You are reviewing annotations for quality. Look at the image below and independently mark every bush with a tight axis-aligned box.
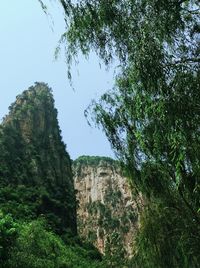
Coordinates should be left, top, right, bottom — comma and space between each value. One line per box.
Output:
6, 219, 104, 268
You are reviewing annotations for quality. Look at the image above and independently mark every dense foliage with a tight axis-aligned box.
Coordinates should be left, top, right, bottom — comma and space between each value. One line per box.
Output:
46, 0, 200, 266
73, 155, 118, 166
0, 212, 104, 268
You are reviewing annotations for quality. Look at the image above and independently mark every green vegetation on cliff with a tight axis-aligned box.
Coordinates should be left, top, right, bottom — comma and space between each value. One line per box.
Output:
73, 155, 117, 167
0, 84, 106, 267
0, 83, 76, 235
74, 157, 138, 266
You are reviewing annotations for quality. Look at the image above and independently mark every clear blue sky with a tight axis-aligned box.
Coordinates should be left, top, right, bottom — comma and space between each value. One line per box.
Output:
0, 0, 115, 159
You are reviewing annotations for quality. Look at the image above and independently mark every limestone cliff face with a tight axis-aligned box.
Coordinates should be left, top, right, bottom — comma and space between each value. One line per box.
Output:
73, 156, 141, 257
0, 83, 76, 235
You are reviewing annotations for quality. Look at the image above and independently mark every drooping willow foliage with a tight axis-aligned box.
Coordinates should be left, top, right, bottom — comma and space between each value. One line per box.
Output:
41, 0, 200, 266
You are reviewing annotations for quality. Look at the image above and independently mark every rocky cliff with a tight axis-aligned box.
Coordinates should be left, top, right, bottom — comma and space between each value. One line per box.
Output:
0, 83, 77, 235
73, 156, 141, 257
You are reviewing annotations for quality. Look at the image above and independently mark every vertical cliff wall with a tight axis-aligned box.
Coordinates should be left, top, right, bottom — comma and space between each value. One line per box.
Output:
73, 156, 141, 257
0, 83, 76, 235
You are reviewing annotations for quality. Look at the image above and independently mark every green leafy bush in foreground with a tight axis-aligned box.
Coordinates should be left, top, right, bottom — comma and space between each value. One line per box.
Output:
0, 213, 104, 268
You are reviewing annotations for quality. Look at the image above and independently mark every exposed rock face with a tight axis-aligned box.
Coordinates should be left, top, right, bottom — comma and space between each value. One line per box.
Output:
73, 156, 141, 257
0, 83, 77, 235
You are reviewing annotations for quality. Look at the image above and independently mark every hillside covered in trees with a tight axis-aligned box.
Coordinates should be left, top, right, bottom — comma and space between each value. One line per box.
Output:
0, 84, 105, 268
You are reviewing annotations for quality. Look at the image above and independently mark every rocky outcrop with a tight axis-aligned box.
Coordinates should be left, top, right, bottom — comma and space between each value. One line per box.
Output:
73, 156, 141, 257
0, 83, 77, 235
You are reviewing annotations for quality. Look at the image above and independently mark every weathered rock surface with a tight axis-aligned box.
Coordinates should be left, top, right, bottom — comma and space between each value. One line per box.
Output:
73, 156, 141, 257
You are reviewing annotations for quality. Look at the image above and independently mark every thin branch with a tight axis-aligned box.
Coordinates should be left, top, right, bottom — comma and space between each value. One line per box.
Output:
175, 58, 200, 64
166, 58, 200, 67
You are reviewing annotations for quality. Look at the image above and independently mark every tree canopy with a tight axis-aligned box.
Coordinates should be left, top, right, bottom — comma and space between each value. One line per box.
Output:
44, 0, 200, 266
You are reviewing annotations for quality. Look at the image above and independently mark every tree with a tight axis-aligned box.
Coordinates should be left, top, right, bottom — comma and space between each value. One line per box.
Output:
44, 0, 200, 266
0, 217, 104, 268
0, 211, 18, 266
52, 0, 199, 200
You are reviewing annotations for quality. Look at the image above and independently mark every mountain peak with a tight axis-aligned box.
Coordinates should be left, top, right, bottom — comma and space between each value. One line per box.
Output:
3, 83, 60, 144
0, 83, 77, 235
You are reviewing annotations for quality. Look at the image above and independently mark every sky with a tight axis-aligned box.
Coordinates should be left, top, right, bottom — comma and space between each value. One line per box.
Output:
0, 0, 115, 160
